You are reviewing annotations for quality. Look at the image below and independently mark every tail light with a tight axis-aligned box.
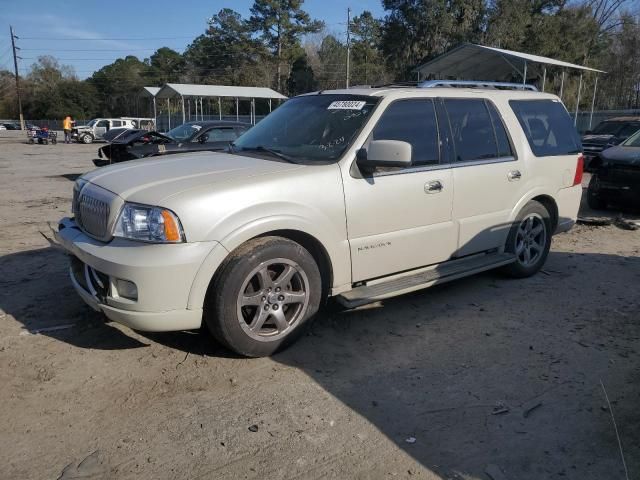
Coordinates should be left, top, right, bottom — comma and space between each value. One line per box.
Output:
573, 154, 584, 186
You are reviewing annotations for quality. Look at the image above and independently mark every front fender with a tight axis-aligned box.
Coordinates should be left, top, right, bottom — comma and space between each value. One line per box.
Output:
187, 214, 351, 310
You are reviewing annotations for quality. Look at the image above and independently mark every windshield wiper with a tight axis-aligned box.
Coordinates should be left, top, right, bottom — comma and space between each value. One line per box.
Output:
236, 145, 298, 163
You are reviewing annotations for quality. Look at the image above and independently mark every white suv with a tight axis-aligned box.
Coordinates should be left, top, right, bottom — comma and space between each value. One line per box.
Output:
56, 81, 584, 356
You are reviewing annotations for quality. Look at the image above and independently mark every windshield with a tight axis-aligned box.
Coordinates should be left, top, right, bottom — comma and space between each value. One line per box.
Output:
591, 121, 624, 135
622, 129, 640, 146
166, 123, 202, 142
232, 94, 380, 161
87, 119, 98, 127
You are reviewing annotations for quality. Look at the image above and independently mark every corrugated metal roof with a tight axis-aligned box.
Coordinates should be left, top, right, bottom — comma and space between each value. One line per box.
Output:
415, 43, 605, 79
155, 83, 287, 100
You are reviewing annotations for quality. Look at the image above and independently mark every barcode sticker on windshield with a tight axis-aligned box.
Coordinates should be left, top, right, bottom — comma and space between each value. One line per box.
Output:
327, 101, 367, 110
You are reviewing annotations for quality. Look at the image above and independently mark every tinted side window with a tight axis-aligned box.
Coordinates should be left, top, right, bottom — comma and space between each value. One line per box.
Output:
509, 100, 581, 156
206, 127, 237, 142
371, 99, 439, 166
112, 120, 122, 127
617, 123, 640, 138
96, 120, 109, 128
486, 101, 513, 157
444, 99, 497, 162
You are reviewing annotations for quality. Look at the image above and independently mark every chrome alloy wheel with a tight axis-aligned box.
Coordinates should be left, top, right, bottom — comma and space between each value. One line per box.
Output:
236, 258, 310, 341
515, 213, 547, 267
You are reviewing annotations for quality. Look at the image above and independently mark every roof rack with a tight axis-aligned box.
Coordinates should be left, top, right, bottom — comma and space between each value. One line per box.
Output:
419, 80, 538, 91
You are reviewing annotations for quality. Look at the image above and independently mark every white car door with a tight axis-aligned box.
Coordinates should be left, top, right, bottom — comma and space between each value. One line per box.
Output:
343, 98, 457, 282
442, 98, 527, 257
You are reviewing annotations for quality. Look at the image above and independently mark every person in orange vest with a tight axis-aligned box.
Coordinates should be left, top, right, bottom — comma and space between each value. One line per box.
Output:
63, 115, 74, 144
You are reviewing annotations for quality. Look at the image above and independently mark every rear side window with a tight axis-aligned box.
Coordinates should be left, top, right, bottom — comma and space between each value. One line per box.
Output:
510, 100, 581, 156
371, 99, 439, 166
443, 99, 506, 162
486, 102, 513, 158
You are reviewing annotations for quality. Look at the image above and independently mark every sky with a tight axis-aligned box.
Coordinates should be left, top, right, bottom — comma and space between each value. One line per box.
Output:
0, 0, 385, 79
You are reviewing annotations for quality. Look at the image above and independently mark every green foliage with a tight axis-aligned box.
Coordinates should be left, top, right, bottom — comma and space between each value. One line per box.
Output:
350, 11, 390, 85
184, 8, 271, 86
249, 0, 324, 91
381, 0, 486, 80
287, 53, 316, 95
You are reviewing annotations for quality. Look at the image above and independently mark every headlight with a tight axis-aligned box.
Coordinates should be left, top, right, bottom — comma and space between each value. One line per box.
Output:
113, 203, 184, 243
72, 178, 88, 216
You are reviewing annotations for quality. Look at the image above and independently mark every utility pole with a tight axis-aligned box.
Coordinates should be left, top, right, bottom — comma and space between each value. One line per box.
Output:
346, 8, 351, 89
10, 26, 24, 131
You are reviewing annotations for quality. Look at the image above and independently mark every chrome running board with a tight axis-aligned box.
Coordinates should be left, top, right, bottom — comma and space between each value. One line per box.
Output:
337, 252, 516, 309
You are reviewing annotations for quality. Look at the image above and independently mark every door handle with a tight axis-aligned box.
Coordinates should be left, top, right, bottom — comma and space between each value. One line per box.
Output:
507, 170, 522, 181
425, 180, 443, 194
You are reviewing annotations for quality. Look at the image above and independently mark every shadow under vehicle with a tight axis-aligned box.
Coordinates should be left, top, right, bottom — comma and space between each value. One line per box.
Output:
587, 129, 640, 210
92, 121, 250, 167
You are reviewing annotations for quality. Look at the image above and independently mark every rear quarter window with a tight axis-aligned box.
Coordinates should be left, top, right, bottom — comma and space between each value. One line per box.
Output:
509, 100, 582, 157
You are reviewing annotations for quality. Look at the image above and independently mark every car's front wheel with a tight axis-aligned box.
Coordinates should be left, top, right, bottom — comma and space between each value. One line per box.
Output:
204, 237, 322, 357
502, 201, 552, 278
80, 134, 93, 144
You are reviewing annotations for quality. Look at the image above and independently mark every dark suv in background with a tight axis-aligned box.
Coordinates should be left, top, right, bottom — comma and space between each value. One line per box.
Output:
582, 117, 640, 170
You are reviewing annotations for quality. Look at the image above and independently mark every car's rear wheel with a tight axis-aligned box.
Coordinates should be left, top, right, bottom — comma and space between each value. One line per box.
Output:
587, 174, 607, 210
502, 201, 552, 278
204, 236, 322, 357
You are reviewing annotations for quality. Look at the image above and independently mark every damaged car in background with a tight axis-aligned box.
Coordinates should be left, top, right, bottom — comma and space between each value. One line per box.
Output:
581, 116, 640, 171
93, 121, 250, 167
587, 128, 640, 210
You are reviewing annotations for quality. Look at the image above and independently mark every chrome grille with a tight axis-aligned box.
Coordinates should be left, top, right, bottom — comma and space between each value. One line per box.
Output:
77, 193, 110, 238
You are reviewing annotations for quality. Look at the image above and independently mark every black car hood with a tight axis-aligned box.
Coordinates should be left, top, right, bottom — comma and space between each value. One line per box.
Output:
600, 145, 640, 167
108, 129, 174, 145
582, 134, 614, 145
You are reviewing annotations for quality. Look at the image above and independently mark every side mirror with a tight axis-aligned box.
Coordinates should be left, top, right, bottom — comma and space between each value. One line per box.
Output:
198, 134, 209, 144
356, 140, 412, 172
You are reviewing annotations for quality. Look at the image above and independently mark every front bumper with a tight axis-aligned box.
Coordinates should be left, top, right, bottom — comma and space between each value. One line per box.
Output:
55, 217, 220, 332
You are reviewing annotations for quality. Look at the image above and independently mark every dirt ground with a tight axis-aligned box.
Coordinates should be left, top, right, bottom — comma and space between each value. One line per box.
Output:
1, 130, 639, 480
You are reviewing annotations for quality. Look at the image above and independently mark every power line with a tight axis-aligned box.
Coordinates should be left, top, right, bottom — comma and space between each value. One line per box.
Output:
19, 36, 197, 41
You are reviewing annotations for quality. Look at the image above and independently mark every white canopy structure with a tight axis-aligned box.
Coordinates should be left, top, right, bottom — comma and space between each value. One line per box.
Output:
153, 83, 287, 129
140, 87, 161, 125
415, 43, 605, 127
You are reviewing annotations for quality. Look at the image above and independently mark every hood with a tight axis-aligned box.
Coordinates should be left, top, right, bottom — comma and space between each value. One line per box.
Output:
108, 129, 173, 145
82, 151, 303, 204
581, 134, 614, 145
600, 145, 640, 167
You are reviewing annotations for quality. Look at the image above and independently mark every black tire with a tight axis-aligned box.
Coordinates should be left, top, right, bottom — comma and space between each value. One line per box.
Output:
587, 175, 607, 210
204, 236, 322, 357
501, 200, 552, 278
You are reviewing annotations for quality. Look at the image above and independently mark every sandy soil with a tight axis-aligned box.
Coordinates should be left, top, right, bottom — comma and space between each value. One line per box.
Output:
0, 130, 639, 480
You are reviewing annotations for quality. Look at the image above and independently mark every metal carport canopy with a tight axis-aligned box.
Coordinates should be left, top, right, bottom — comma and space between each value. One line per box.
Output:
414, 43, 605, 80
141, 86, 161, 98
155, 83, 287, 126
155, 84, 287, 100
415, 43, 605, 128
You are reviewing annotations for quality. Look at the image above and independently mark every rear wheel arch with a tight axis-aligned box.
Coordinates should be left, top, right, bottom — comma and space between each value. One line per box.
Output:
531, 195, 558, 232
